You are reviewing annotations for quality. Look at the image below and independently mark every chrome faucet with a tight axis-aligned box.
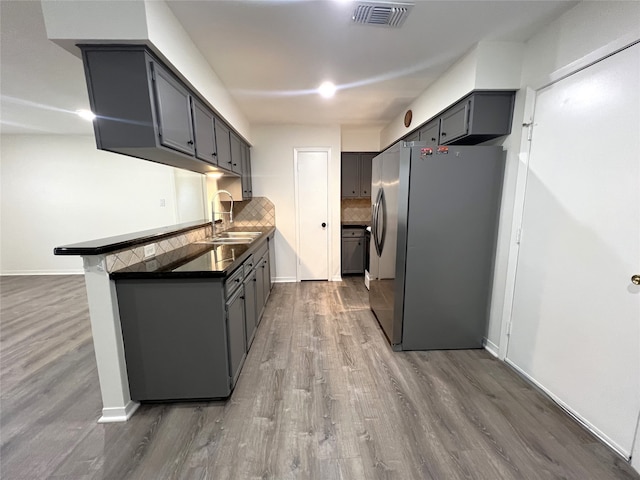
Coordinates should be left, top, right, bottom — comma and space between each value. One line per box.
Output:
212, 190, 234, 231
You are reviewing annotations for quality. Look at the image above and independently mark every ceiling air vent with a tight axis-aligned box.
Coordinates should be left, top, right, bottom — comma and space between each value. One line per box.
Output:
352, 1, 414, 28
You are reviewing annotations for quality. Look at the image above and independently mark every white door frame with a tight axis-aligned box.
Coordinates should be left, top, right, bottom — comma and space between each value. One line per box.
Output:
293, 147, 332, 282
497, 37, 640, 360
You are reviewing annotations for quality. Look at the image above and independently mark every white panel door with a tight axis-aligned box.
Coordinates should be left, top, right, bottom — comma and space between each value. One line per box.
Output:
296, 150, 329, 280
507, 44, 640, 456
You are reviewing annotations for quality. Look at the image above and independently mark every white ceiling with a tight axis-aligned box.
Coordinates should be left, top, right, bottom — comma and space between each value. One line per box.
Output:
0, 0, 576, 135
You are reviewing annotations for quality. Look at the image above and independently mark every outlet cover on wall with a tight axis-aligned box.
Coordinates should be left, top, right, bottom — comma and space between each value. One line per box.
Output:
144, 244, 156, 259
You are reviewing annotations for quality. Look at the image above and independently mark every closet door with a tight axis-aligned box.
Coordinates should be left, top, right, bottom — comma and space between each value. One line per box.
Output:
507, 44, 640, 457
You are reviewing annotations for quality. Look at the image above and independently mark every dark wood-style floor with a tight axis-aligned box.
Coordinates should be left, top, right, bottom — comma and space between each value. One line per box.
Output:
1, 275, 638, 480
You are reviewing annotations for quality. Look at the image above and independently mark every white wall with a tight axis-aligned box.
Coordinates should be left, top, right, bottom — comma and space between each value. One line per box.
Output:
250, 125, 341, 282
341, 126, 382, 152
0, 135, 205, 275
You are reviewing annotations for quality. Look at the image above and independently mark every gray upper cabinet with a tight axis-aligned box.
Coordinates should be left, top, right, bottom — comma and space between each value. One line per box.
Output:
402, 91, 515, 147
192, 99, 217, 165
241, 143, 253, 200
341, 153, 360, 198
152, 63, 195, 156
439, 92, 515, 145
359, 153, 374, 197
418, 120, 440, 146
342, 152, 376, 198
80, 44, 252, 177
214, 117, 232, 169
229, 132, 243, 175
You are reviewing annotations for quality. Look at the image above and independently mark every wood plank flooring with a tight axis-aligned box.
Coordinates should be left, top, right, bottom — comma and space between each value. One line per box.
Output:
1, 275, 638, 480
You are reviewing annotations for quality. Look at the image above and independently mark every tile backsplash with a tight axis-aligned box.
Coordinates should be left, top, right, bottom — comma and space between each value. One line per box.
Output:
341, 198, 371, 224
105, 225, 212, 273
221, 196, 275, 228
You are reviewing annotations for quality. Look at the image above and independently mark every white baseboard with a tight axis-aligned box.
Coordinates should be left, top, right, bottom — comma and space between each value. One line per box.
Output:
332, 275, 342, 282
0, 270, 84, 276
504, 358, 631, 460
98, 401, 140, 423
483, 339, 499, 358
274, 276, 296, 283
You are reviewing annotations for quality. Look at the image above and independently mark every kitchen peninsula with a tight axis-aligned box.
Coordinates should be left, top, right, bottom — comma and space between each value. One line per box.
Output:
54, 220, 275, 422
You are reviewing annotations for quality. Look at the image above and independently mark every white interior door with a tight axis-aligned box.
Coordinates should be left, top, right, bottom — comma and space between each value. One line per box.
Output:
295, 149, 329, 280
507, 43, 640, 457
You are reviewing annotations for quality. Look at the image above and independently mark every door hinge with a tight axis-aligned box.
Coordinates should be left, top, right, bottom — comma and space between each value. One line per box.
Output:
515, 227, 522, 245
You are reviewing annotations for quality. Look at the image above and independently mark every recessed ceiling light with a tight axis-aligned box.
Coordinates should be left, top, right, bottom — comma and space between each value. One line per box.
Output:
76, 109, 96, 121
318, 81, 336, 98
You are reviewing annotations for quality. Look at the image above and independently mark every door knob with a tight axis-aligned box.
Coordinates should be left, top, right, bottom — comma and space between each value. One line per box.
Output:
321, 222, 327, 228
632, 275, 640, 285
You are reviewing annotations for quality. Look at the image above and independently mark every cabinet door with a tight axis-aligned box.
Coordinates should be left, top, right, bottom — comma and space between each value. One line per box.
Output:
341, 153, 360, 198
419, 120, 440, 146
151, 63, 195, 155
192, 99, 217, 164
254, 261, 265, 323
405, 131, 419, 143
439, 99, 470, 144
243, 272, 257, 349
230, 132, 243, 175
262, 253, 271, 304
341, 237, 364, 274
241, 143, 253, 200
359, 153, 375, 197
226, 288, 247, 388
214, 117, 232, 171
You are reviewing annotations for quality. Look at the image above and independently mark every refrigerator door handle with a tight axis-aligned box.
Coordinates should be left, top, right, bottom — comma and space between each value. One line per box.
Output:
373, 189, 383, 256
378, 187, 387, 254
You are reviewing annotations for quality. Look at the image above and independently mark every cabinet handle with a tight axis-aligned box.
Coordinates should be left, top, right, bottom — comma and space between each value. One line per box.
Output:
431, 137, 436, 142
187, 140, 194, 145
228, 161, 232, 164
241, 295, 245, 300
233, 163, 237, 166
441, 132, 447, 137
212, 152, 217, 156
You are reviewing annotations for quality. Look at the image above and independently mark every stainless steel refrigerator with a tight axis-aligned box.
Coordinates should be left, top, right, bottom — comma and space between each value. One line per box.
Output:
369, 142, 505, 351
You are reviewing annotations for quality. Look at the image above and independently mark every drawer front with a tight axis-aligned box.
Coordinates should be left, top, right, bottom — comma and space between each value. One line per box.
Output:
254, 243, 268, 263
243, 254, 255, 278
342, 227, 365, 238
225, 266, 244, 298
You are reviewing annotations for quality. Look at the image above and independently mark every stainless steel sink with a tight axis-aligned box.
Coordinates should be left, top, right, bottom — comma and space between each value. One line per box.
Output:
217, 232, 262, 238
195, 231, 262, 246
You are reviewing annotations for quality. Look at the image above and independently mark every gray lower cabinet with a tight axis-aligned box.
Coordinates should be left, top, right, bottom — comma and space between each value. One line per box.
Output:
342, 228, 365, 275
115, 239, 273, 402
243, 269, 258, 349
116, 278, 233, 401
226, 284, 247, 388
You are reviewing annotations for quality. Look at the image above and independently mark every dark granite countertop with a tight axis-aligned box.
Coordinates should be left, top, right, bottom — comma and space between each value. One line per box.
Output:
54, 220, 211, 256
109, 226, 275, 279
